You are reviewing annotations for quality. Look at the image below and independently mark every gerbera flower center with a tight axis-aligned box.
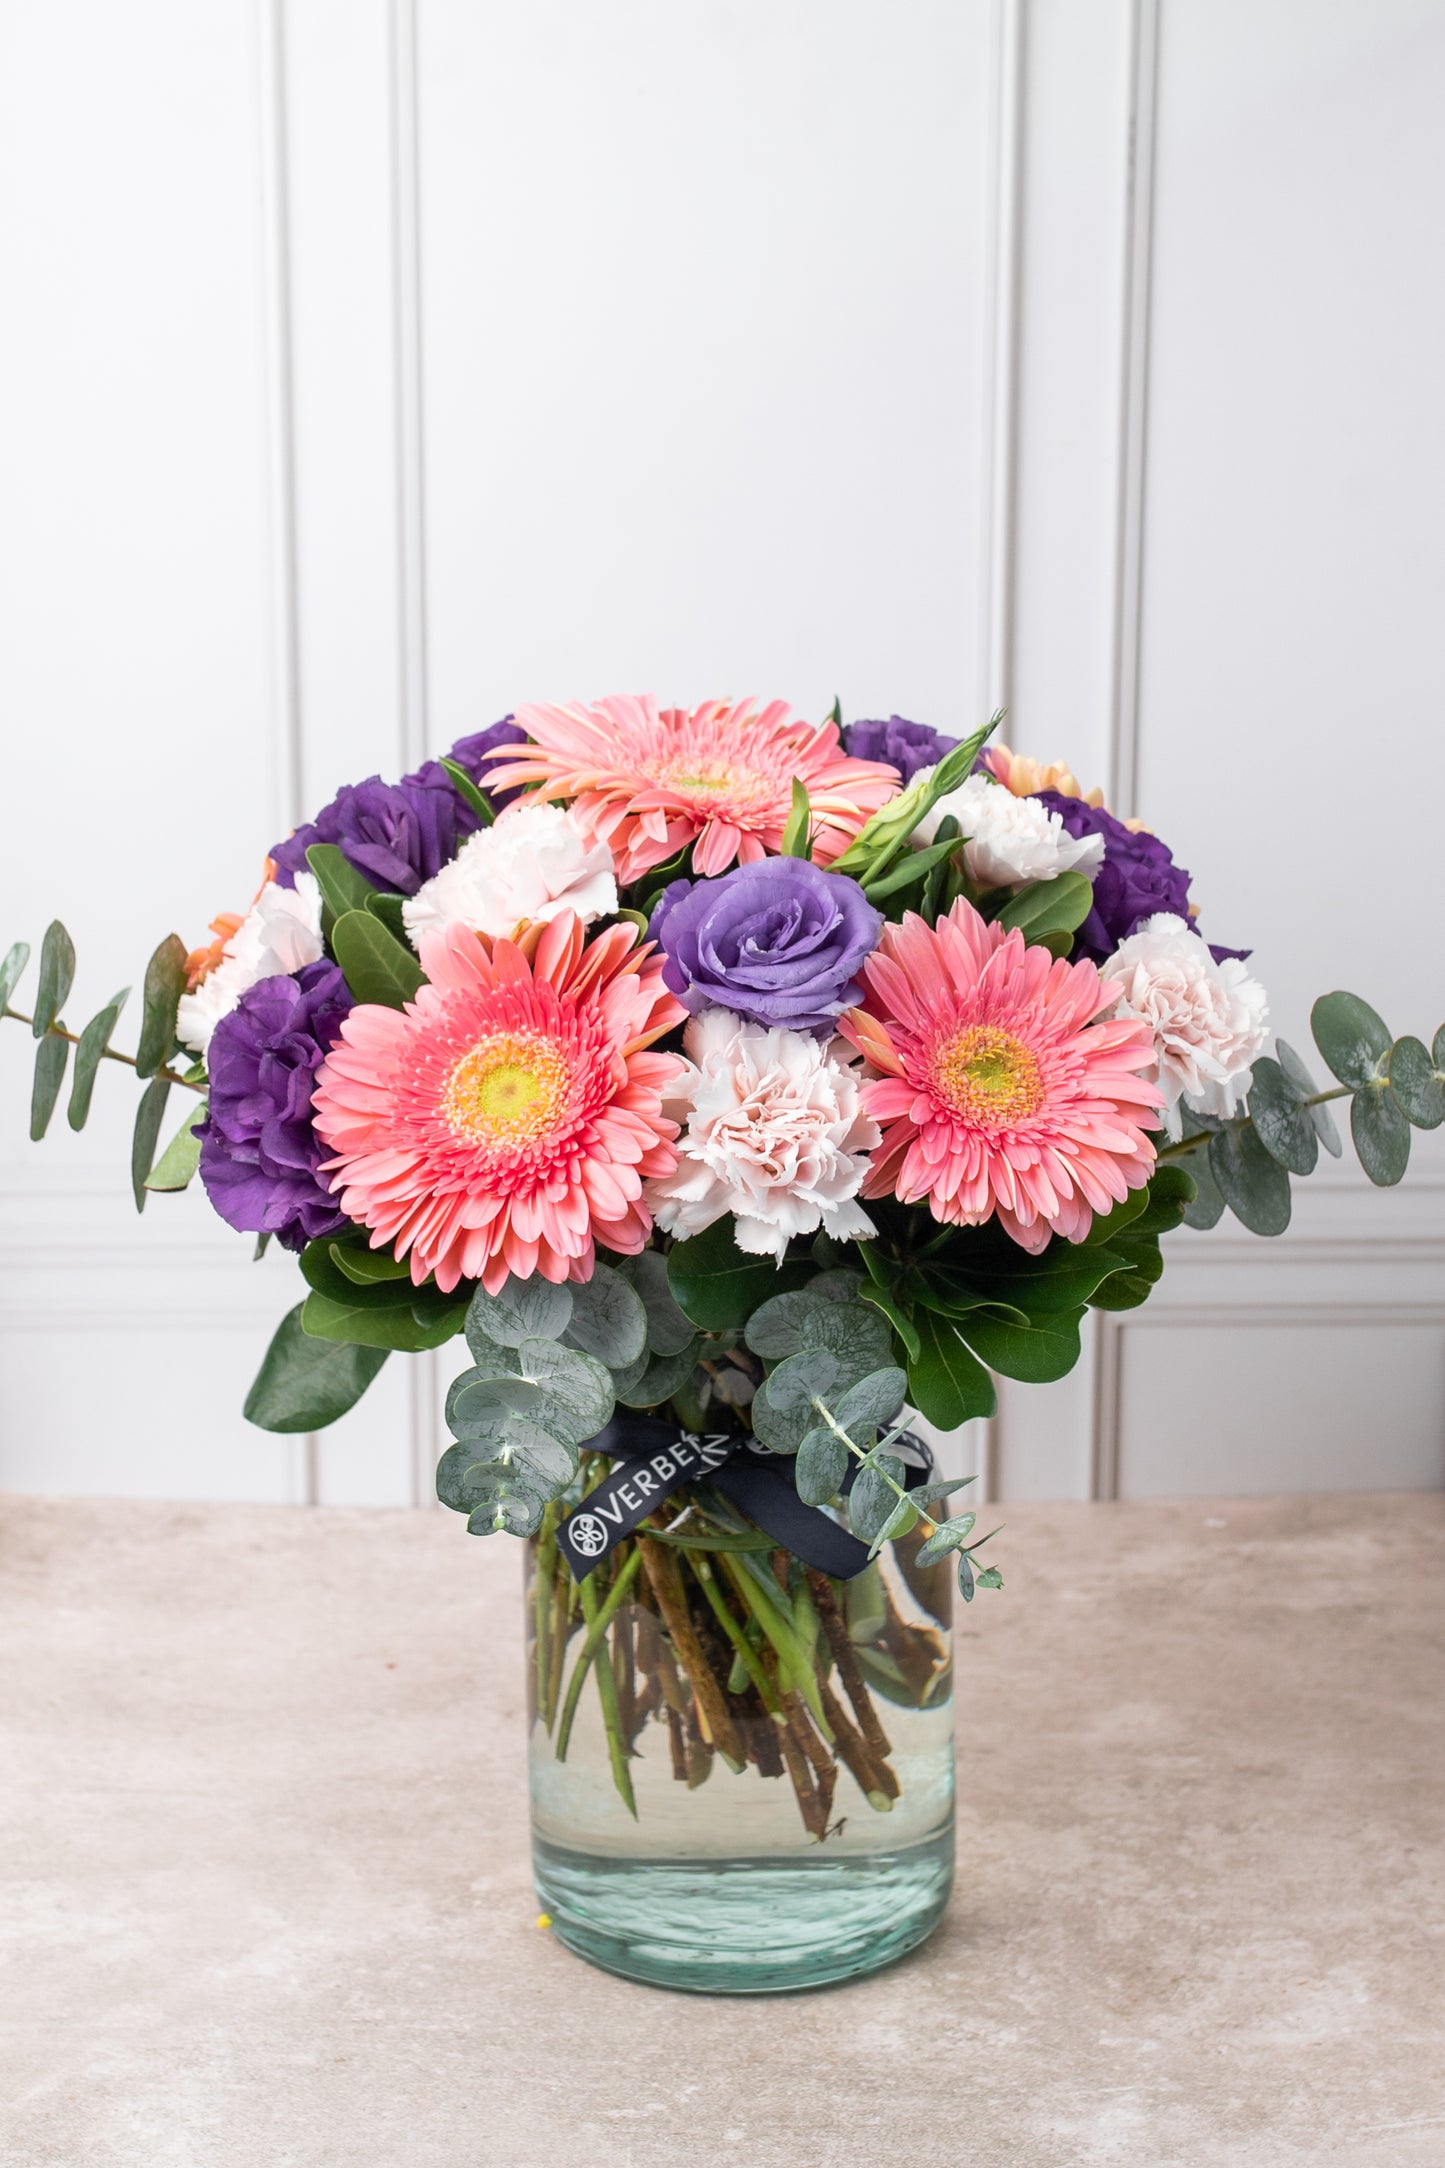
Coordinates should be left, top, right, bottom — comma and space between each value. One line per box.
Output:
645, 754, 778, 814
929, 1024, 1045, 1127
443, 1030, 569, 1145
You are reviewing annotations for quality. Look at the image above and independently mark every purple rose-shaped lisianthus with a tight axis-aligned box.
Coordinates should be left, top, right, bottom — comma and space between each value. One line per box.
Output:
650, 858, 883, 1037
197, 960, 353, 1252
841, 715, 959, 785
270, 720, 526, 894
1034, 792, 1195, 964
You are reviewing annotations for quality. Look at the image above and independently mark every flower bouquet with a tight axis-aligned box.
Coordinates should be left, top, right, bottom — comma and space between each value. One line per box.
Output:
6, 695, 1441, 1992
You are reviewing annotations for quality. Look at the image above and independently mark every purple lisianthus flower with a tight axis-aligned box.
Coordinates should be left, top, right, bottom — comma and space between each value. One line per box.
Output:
1034, 792, 1196, 964
650, 857, 883, 1036
271, 719, 527, 894
842, 714, 959, 785
198, 960, 353, 1252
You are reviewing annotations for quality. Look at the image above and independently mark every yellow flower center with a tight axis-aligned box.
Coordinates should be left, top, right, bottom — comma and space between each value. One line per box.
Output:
645, 754, 777, 813
930, 1024, 1045, 1127
444, 1031, 568, 1145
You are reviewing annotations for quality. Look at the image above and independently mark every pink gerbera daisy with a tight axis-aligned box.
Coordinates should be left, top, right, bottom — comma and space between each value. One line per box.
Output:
481, 694, 900, 883
838, 899, 1163, 1252
310, 913, 687, 1294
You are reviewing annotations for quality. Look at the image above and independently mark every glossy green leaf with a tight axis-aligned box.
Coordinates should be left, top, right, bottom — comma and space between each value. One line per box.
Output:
301, 1289, 467, 1351
957, 1305, 1083, 1383
861, 833, 962, 904
666, 1214, 810, 1330
330, 909, 424, 1008
563, 1261, 648, 1368
130, 1075, 171, 1210
622, 1250, 696, 1357
134, 933, 187, 1078
1275, 1036, 1342, 1157
440, 756, 495, 826
300, 1239, 424, 1309
994, 869, 1095, 945
1311, 990, 1391, 1091
32, 921, 76, 1039
1126, 1163, 1198, 1237
29, 1031, 68, 1140
244, 1303, 389, 1431
857, 1281, 922, 1362
779, 777, 811, 858
907, 1311, 996, 1430
1078, 1184, 1153, 1246
1387, 1036, 1445, 1130
1087, 1239, 1164, 1311
831, 714, 1000, 879
1, 939, 32, 1013
67, 987, 129, 1130
1351, 1085, 1411, 1186
1245, 1056, 1319, 1176
363, 891, 409, 944
328, 1239, 411, 1284
1209, 1122, 1291, 1236
305, 842, 376, 919
144, 1100, 207, 1190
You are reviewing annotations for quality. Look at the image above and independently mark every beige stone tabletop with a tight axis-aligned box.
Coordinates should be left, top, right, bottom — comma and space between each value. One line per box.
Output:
2, 1491, 1442, 2168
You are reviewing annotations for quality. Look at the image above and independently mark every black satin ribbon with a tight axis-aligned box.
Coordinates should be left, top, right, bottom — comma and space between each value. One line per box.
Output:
556, 1413, 935, 1584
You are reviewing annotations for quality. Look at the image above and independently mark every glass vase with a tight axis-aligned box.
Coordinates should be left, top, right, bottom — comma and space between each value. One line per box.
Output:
526, 1488, 955, 1994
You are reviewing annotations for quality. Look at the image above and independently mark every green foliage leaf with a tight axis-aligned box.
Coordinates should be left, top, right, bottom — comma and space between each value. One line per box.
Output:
447, 1366, 544, 1429
1087, 1240, 1164, 1311
957, 1551, 976, 1602
0, 939, 31, 1012
563, 1261, 647, 1367
666, 1215, 811, 1330
779, 777, 811, 859
440, 756, 495, 826
798, 1300, 893, 1371
31, 920, 76, 1039
1177, 1137, 1226, 1228
795, 1426, 850, 1505
622, 1250, 696, 1356
436, 1424, 576, 1518
300, 1238, 424, 1309
301, 1289, 467, 1350
857, 1280, 922, 1361
751, 1348, 845, 1450
330, 909, 424, 1008
244, 1303, 389, 1431
1311, 990, 1391, 1091
305, 842, 376, 919
363, 891, 409, 944
329, 1239, 411, 1285
1127, 1163, 1197, 1236
134, 933, 188, 1078
907, 1310, 996, 1429
30, 1030, 68, 1140
1275, 1036, 1342, 1157
1387, 1037, 1445, 1131
994, 869, 1095, 945
958, 1305, 1083, 1382
467, 1275, 574, 1353
830, 1367, 908, 1441
974, 1564, 1003, 1591
831, 714, 999, 878
1209, 1122, 1292, 1236
1351, 1085, 1411, 1187
861, 833, 962, 904
914, 1512, 977, 1568
130, 1075, 172, 1209
850, 1452, 911, 1546
454, 1336, 614, 1445
144, 1100, 207, 1190
744, 1287, 833, 1360
614, 1338, 701, 1408
67, 988, 129, 1130
1246, 1056, 1318, 1175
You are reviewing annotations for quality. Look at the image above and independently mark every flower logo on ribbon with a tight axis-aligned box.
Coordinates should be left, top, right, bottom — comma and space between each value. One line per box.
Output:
568, 1514, 608, 1559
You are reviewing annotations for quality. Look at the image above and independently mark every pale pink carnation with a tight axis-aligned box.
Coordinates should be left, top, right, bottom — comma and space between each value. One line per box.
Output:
1106, 913, 1269, 1137
647, 1009, 880, 1262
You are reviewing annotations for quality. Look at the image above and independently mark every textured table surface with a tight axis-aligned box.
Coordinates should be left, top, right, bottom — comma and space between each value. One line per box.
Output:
3, 1491, 1442, 2168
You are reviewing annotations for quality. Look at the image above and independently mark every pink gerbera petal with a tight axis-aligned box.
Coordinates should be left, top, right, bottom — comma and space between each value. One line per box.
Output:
311, 912, 687, 1293
480, 693, 901, 882
837, 898, 1164, 1250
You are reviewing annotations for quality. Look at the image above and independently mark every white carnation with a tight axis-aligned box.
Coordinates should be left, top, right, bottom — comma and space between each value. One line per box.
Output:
402, 802, 617, 948
177, 873, 325, 1056
913, 772, 1105, 889
1106, 912, 1270, 1137
647, 1009, 880, 1263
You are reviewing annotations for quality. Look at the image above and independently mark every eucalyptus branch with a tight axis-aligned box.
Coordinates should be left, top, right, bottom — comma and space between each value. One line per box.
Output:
2, 1007, 206, 1095
809, 1398, 939, 1537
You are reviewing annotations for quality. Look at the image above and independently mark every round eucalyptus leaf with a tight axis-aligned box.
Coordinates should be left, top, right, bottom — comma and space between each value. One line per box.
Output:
624, 1250, 696, 1356
849, 1452, 909, 1545
760, 1346, 842, 1411
563, 1262, 648, 1367
915, 1512, 977, 1569
795, 1426, 849, 1506
744, 1288, 833, 1360
804, 1269, 865, 1304
1209, 1123, 1292, 1237
466, 1275, 574, 1355
1434, 1024, 1445, 1071
447, 1370, 543, 1433
606, 1348, 652, 1397
1276, 1035, 1343, 1158
831, 1366, 908, 1443
1386, 1036, 1445, 1130
614, 1338, 702, 1409
1245, 1056, 1318, 1176
1311, 991, 1391, 1091
799, 1301, 893, 1370
512, 1337, 615, 1446
1351, 1084, 1411, 1186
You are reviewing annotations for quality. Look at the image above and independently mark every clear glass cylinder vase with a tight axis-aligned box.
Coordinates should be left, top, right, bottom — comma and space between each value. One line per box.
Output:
527, 1503, 954, 1993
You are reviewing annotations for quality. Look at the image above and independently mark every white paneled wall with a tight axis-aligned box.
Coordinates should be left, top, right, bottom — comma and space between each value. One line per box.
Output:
1, 1, 1442, 1508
